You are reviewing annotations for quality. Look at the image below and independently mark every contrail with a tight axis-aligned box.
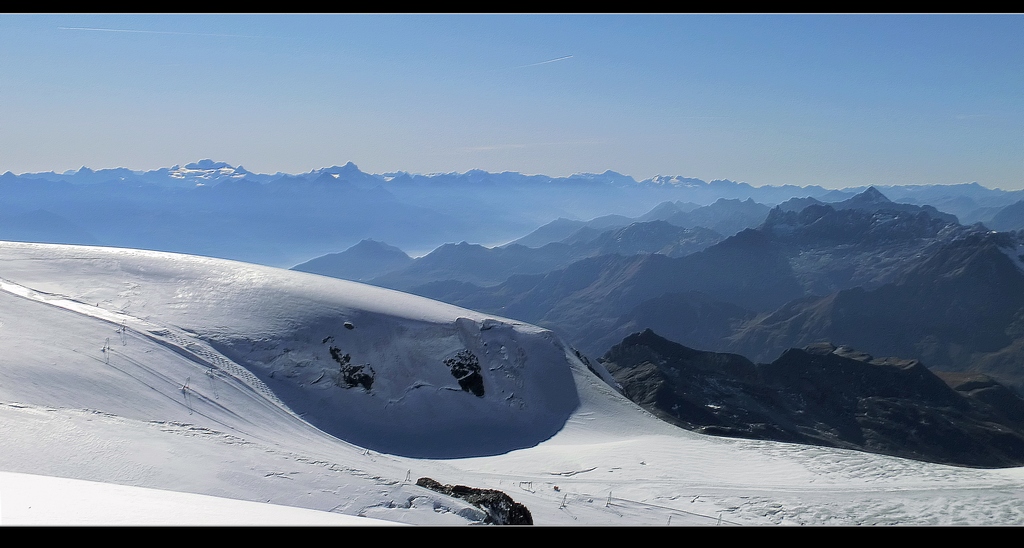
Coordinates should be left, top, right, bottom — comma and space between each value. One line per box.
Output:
58, 27, 259, 39
509, 55, 573, 70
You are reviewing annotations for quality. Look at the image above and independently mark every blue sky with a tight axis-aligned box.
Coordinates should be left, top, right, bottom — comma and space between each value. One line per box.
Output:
1, 14, 1021, 189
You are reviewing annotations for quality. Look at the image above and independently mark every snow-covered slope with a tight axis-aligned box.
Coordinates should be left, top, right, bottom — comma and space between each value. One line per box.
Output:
2, 241, 1024, 525
0, 242, 579, 458
0, 471, 392, 526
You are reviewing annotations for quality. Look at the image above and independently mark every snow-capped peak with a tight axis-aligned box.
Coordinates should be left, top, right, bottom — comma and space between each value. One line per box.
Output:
169, 160, 247, 181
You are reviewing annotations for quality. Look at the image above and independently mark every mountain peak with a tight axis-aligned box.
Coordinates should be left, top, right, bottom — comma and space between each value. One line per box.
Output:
185, 159, 234, 170
643, 175, 707, 188
851, 186, 892, 204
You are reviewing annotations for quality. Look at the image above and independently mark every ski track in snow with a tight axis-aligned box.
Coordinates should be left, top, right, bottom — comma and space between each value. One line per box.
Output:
0, 275, 291, 414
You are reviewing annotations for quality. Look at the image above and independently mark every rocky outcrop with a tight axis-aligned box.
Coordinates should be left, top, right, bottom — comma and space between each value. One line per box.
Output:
329, 346, 374, 390
444, 350, 485, 397
602, 329, 1024, 468
416, 478, 532, 525
730, 229, 1024, 388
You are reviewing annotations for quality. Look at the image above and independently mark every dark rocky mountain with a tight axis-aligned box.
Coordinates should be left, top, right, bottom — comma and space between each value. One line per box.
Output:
359, 221, 724, 291
413, 228, 802, 356
370, 241, 576, 289
986, 199, 1024, 232
505, 213, 643, 250
584, 221, 722, 258
291, 239, 413, 281
342, 196, 774, 296
507, 198, 770, 250
830, 186, 959, 224
878, 182, 1024, 226
588, 291, 758, 359
661, 198, 773, 237
579, 213, 637, 230
636, 200, 701, 222
601, 329, 1024, 468
773, 187, 963, 223
364, 196, 773, 295
777, 196, 824, 212
759, 200, 970, 295
401, 186, 1024, 402
832, 185, 897, 210
411, 193, 974, 358
505, 218, 588, 248
729, 229, 1024, 391
550, 226, 605, 247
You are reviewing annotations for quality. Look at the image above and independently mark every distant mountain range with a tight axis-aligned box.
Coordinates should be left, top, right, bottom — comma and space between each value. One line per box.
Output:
9, 160, 1024, 396
304, 187, 1024, 396
396, 189, 963, 341
302, 222, 725, 291
5, 160, 1024, 268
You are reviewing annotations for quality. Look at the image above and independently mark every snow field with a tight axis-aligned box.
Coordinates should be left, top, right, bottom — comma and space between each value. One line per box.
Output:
1, 241, 1024, 525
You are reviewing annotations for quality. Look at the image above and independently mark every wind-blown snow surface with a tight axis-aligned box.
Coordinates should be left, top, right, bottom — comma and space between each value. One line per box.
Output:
0, 471, 391, 525
2, 241, 1024, 525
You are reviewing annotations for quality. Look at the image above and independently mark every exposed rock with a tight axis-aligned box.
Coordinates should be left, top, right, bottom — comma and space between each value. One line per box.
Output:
329, 346, 374, 390
602, 329, 1024, 468
416, 477, 532, 525
444, 350, 484, 397
731, 229, 1024, 389
831, 187, 959, 224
